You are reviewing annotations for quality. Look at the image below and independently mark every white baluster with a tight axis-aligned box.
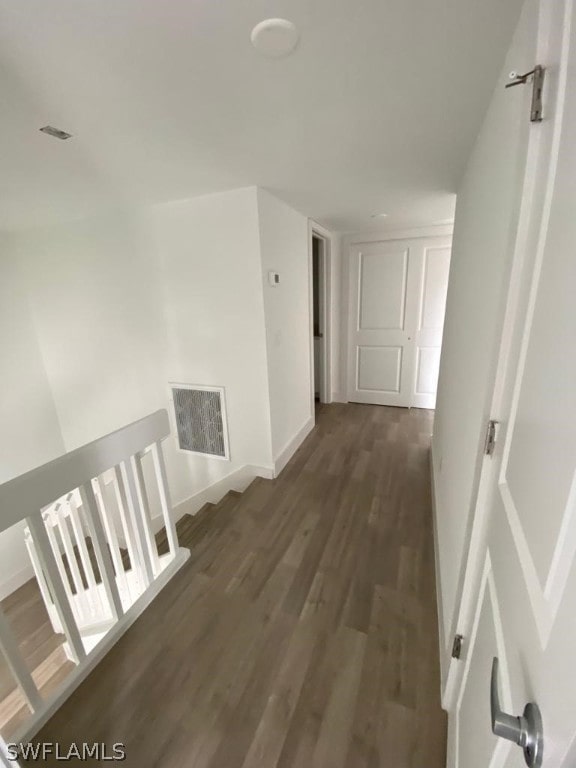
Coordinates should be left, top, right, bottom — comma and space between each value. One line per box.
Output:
111, 467, 139, 581
92, 477, 129, 603
24, 528, 53, 620
43, 509, 79, 626
150, 441, 179, 559
66, 495, 108, 629
133, 454, 161, 576
67, 496, 97, 591
78, 484, 124, 622
25, 514, 86, 664
119, 460, 155, 588
56, 505, 86, 624
0, 606, 42, 712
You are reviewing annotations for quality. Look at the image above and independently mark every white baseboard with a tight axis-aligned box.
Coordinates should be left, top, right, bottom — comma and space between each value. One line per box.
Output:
16, 548, 190, 744
273, 417, 315, 477
154, 463, 274, 531
0, 564, 35, 602
150, 421, 314, 535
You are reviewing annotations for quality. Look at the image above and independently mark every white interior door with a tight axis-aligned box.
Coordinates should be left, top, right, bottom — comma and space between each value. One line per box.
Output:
412, 240, 451, 409
347, 236, 451, 407
448, 1, 576, 766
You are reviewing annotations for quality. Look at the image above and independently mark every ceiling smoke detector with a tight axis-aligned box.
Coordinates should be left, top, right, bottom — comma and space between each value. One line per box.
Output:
39, 125, 72, 140
250, 19, 300, 58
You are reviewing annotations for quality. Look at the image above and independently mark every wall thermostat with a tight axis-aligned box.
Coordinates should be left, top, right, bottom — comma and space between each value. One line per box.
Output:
268, 271, 280, 286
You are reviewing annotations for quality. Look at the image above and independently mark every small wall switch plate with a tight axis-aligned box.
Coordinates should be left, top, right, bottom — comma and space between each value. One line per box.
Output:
268, 271, 280, 287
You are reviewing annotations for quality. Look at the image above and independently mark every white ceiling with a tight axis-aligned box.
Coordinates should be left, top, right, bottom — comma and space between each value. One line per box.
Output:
0, 0, 523, 233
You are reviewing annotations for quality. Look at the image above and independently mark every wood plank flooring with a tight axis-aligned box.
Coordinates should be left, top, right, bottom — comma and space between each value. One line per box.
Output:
26, 403, 446, 767
0, 580, 75, 740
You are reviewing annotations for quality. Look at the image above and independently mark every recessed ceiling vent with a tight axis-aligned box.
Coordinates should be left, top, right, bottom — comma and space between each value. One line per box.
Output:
169, 383, 230, 460
39, 125, 72, 140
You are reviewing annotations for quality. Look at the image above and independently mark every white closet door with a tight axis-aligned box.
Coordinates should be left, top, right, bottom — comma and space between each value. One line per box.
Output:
412, 239, 452, 408
347, 236, 451, 408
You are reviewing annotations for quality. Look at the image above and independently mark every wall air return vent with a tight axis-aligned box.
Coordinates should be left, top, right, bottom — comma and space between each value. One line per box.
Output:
169, 383, 230, 460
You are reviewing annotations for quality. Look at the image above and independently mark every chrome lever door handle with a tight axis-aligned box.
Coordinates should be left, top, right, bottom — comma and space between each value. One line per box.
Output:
491, 657, 544, 767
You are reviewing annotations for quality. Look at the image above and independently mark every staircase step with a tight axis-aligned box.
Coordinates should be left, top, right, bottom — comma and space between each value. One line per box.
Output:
158, 482, 267, 556
194, 502, 215, 519
213, 490, 240, 511
237, 476, 275, 512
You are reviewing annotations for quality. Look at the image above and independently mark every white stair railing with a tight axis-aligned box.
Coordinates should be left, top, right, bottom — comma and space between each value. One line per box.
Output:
0, 409, 190, 747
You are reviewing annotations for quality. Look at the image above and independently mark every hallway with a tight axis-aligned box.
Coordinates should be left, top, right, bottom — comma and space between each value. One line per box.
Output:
29, 403, 446, 767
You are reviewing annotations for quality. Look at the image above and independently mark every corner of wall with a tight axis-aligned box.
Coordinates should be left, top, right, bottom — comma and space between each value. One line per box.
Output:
273, 415, 315, 477
256, 188, 313, 466
253, 187, 275, 472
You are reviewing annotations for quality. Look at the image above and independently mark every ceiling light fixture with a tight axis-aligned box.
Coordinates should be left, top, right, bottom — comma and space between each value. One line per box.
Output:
250, 19, 300, 58
39, 125, 72, 140
371, 213, 388, 218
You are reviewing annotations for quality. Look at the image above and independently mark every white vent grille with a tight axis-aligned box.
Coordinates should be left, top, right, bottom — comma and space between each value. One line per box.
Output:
169, 384, 229, 459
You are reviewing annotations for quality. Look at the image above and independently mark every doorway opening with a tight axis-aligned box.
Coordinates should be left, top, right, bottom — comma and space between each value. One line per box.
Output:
310, 228, 331, 405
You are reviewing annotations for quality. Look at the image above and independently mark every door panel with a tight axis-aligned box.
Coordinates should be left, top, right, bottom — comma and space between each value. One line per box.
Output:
448, 1, 576, 765
358, 248, 408, 330
412, 241, 451, 408
357, 345, 402, 392
415, 347, 441, 396
348, 236, 451, 407
348, 241, 415, 406
419, 246, 451, 331
504, 199, 576, 584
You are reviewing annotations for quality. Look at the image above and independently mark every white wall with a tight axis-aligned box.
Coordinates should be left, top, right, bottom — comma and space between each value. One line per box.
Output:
431, 0, 535, 652
9, 190, 275, 508
257, 189, 313, 468
0, 246, 66, 599
153, 187, 273, 498
16, 211, 167, 452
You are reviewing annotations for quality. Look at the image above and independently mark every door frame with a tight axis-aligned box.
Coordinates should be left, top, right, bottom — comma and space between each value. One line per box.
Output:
343, 225, 454, 407
308, 220, 333, 408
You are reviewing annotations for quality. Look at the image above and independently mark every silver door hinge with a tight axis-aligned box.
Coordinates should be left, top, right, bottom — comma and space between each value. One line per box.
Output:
452, 634, 464, 660
505, 65, 545, 122
484, 419, 499, 457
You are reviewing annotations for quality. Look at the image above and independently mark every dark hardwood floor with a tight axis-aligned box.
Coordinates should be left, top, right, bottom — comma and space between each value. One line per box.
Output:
26, 403, 446, 767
